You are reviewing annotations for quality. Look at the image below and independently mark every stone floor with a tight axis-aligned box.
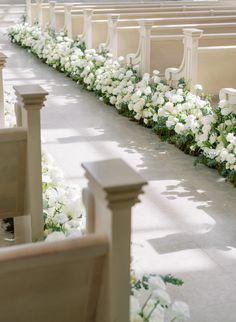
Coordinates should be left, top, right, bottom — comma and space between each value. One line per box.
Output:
1, 28, 236, 321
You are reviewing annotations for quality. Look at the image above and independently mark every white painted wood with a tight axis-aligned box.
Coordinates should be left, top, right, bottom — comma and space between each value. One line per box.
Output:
25, 0, 32, 25
64, 4, 72, 38
82, 187, 95, 234
14, 85, 48, 242
99, 14, 119, 58
0, 235, 109, 322
165, 28, 236, 94
82, 9, 93, 48
49, 1, 56, 29
36, 0, 43, 27
82, 158, 147, 322
0, 53, 7, 129
0, 158, 146, 322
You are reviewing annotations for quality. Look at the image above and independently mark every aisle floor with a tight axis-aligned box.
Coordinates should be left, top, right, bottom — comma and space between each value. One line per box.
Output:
1, 29, 236, 321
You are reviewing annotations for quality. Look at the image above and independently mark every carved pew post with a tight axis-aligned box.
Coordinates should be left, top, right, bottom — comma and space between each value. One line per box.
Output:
182, 28, 203, 92
36, 0, 43, 27
14, 85, 48, 243
165, 28, 203, 92
139, 20, 153, 76
49, 1, 56, 30
65, 4, 73, 39
25, 0, 32, 25
107, 14, 120, 59
82, 159, 147, 322
82, 9, 93, 49
0, 53, 7, 129
219, 88, 236, 113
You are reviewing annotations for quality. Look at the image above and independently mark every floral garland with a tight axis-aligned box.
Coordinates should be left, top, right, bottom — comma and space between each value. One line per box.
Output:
4, 89, 189, 322
8, 22, 236, 187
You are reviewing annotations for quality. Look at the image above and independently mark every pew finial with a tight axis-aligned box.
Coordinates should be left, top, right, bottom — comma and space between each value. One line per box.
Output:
49, 1, 56, 30
82, 158, 147, 322
14, 85, 48, 242
82, 9, 94, 49
165, 28, 203, 92
0, 53, 7, 128
106, 14, 120, 59
25, 0, 32, 25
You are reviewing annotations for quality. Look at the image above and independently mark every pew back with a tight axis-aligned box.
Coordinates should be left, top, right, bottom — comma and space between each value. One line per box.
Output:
0, 128, 26, 219
149, 31, 236, 75
91, 14, 236, 50
165, 28, 236, 95
198, 45, 236, 94
0, 235, 108, 322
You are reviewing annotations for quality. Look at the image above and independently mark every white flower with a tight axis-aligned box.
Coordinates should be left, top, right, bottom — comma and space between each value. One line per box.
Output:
194, 84, 203, 92
153, 289, 171, 306
142, 73, 150, 82
175, 122, 185, 134
149, 305, 165, 322
149, 276, 166, 291
153, 70, 160, 76
144, 86, 152, 96
221, 108, 232, 116
130, 296, 142, 321
52, 213, 68, 225
48, 166, 64, 183
172, 301, 190, 321
45, 231, 66, 242
66, 228, 82, 238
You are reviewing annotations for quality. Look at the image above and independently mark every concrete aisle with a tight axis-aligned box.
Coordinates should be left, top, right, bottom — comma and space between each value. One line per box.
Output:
1, 29, 236, 321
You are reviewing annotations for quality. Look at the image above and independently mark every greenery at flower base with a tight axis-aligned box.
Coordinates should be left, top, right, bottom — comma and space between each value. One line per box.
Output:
4, 90, 189, 322
8, 22, 236, 187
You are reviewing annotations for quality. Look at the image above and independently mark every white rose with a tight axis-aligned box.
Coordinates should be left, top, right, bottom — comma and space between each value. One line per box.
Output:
45, 231, 66, 242
172, 301, 190, 321
144, 86, 152, 96
175, 122, 185, 134
149, 276, 166, 291
153, 289, 171, 307
52, 213, 68, 225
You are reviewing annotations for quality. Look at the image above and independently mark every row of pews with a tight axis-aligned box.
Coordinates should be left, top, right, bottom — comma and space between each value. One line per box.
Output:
0, 54, 146, 320
27, 0, 236, 96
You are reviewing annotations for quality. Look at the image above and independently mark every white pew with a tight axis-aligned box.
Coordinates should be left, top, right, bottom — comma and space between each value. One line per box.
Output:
35, 1, 236, 34
165, 28, 236, 95
60, 7, 236, 42
79, 15, 236, 52
0, 52, 7, 128
126, 21, 236, 76
0, 85, 48, 243
31, 0, 233, 26
0, 158, 146, 322
87, 9, 236, 52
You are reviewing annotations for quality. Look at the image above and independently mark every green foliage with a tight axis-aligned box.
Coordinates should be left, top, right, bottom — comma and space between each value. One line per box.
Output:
161, 274, 184, 286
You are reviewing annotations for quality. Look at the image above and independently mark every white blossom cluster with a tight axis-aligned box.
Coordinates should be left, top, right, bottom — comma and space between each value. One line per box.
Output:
42, 152, 85, 241
130, 275, 190, 322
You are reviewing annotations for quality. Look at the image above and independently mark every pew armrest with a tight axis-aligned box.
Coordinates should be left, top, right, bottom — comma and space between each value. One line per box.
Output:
219, 88, 236, 113
126, 43, 142, 66
165, 67, 182, 88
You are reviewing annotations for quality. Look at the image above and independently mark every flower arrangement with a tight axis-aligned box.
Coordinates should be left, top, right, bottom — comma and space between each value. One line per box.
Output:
8, 22, 236, 186
130, 273, 190, 321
